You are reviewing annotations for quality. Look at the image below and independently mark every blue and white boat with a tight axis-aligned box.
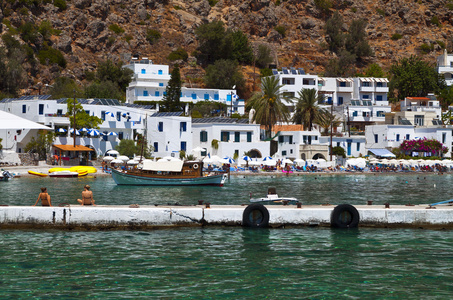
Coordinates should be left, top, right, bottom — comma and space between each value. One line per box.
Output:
111, 160, 227, 186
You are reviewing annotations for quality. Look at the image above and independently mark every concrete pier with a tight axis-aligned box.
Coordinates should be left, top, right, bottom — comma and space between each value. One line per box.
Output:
1, 204, 453, 230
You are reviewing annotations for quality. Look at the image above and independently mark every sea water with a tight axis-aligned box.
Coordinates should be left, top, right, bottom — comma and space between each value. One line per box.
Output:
1, 174, 453, 298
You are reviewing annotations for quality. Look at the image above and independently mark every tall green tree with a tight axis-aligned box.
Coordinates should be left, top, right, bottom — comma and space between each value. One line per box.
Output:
325, 11, 344, 53
315, 110, 341, 136
292, 88, 325, 131
24, 130, 55, 160
160, 65, 182, 112
389, 55, 445, 102
115, 139, 140, 157
364, 63, 385, 78
195, 21, 231, 66
231, 30, 253, 64
204, 59, 245, 92
247, 76, 290, 138
67, 98, 103, 129
49, 77, 84, 99
345, 19, 373, 61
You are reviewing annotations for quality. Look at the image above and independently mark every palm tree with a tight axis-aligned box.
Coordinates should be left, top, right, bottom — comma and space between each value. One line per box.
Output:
247, 76, 291, 138
316, 110, 342, 136
292, 88, 325, 131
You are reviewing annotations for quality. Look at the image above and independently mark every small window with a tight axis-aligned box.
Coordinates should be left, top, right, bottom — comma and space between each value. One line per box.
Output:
192, 93, 197, 100
204, 94, 209, 100
356, 142, 360, 152
154, 142, 158, 152
443, 133, 446, 144
235, 132, 240, 142
22, 104, 26, 114
289, 136, 293, 144
117, 112, 121, 121
282, 150, 287, 156
338, 97, 343, 105
200, 131, 208, 142
57, 109, 63, 116
158, 122, 163, 132
406, 134, 410, 140
39, 104, 44, 115
101, 111, 106, 121
181, 141, 187, 151
159, 83, 164, 87
396, 134, 400, 142
362, 95, 370, 99
141, 69, 146, 74
119, 132, 124, 140
214, 94, 219, 100
143, 90, 148, 97
158, 70, 163, 75
374, 134, 378, 143
337, 142, 340, 147
221, 131, 229, 142
180, 122, 187, 132
376, 95, 383, 101
85, 110, 90, 115
247, 132, 252, 142
279, 136, 284, 143
155, 91, 160, 97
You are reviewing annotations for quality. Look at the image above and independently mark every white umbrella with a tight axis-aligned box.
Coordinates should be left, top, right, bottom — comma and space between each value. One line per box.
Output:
249, 160, 262, 166
108, 131, 118, 136
80, 128, 88, 132
210, 155, 222, 164
222, 156, 235, 164
103, 156, 115, 161
263, 156, 273, 161
242, 155, 251, 161
127, 160, 139, 165
118, 155, 130, 161
106, 150, 120, 156
192, 147, 206, 152
294, 158, 305, 166
282, 158, 293, 165
57, 128, 67, 133
111, 159, 125, 164
264, 160, 277, 166
203, 157, 214, 164
133, 156, 145, 161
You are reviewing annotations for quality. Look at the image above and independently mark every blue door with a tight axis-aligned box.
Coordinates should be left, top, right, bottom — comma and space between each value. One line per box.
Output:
347, 142, 351, 156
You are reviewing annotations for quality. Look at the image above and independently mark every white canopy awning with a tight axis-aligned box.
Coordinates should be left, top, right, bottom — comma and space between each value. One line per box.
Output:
0, 110, 51, 130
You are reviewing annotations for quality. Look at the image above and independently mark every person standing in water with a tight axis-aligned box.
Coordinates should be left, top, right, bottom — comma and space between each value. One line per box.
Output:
77, 185, 96, 206
33, 187, 52, 206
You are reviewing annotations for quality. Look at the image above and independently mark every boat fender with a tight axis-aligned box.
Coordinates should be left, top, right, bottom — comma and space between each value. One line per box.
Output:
242, 203, 270, 228
193, 164, 199, 169
330, 204, 360, 228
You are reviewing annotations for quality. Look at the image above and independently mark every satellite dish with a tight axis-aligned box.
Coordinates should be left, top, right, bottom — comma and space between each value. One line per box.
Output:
232, 85, 236, 89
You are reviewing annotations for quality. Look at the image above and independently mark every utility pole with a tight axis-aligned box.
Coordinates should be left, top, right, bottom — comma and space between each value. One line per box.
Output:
347, 106, 351, 137
329, 105, 333, 160
73, 90, 76, 147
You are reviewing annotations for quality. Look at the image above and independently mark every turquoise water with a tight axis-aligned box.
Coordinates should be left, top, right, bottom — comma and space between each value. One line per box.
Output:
2, 174, 453, 298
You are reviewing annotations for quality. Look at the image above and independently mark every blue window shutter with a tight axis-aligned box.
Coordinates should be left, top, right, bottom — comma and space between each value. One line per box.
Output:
192, 93, 196, 100
141, 69, 146, 74
155, 91, 160, 97
158, 70, 163, 75
143, 90, 148, 97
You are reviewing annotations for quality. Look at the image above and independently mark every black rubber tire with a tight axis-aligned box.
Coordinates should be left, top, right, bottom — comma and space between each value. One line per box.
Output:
330, 204, 360, 228
242, 203, 270, 228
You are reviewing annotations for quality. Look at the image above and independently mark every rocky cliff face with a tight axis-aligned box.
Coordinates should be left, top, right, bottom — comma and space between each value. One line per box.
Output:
1, 0, 452, 96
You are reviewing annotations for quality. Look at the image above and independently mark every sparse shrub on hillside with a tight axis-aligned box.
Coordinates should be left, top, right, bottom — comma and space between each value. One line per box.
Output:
260, 68, 273, 77
376, 8, 386, 17
314, 0, 332, 15
38, 20, 60, 40
53, 0, 67, 10
325, 11, 344, 53
124, 35, 133, 44
431, 16, 441, 27
168, 47, 188, 61
37, 44, 66, 68
420, 43, 433, 54
447, 1, 453, 10
208, 0, 218, 6
174, 5, 182, 10
109, 24, 125, 34
19, 22, 39, 45
255, 44, 273, 69
275, 25, 286, 37
19, 7, 29, 15
436, 40, 446, 49
350, 7, 357, 13
107, 36, 115, 47
146, 29, 161, 44
391, 33, 403, 40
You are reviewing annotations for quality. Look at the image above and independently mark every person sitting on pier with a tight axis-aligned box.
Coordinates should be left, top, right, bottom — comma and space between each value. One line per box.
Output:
33, 187, 52, 207
77, 185, 96, 206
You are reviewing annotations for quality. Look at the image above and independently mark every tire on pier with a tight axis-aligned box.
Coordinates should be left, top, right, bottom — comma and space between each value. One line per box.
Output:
242, 203, 270, 228
330, 204, 360, 228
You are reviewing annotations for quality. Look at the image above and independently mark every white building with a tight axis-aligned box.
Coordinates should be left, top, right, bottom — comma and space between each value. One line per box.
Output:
124, 58, 244, 115
146, 112, 192, 158
191, 118, 270, 159
365, 125, 452, 158
437, 49, 453, 86
319, 136, 367, 158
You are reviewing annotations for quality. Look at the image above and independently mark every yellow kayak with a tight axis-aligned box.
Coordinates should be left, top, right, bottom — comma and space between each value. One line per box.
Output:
48, 167, 71, 173
28, 170, 48, 177
78, 171, 88, 177
69, 166, 97, 174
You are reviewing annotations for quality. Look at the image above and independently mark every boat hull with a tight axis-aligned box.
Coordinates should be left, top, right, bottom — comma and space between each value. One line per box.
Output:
49, 171, 79, 178
111, 169, 227, 186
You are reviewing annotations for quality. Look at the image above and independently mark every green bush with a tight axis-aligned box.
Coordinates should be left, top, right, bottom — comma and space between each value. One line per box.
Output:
420, 43, 433, 54
20, 7, 29, 15
37, 45, 67, 68
391, 33, 403, 40
436, 40, 446, 49
124, 34, 133, 43
447, 1, 453, 10
107, 36, 115, 47
146, 29, 161, 44
109, 24, 125, 34
53, 0, 67, 10
208, 0, 218, 6
314, 0, 332, 14
260, 68, 273, 77
376, 8, 386, 16
167, 47, 188, 61
174, 5, 182, 10
431, 16, 441, 27
350, 7, 357, 13
275, 25, 286, 37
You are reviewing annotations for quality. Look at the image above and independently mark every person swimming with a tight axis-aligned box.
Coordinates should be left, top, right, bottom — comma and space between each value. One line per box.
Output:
33, 187, 52, 207
77, 185, 96, 206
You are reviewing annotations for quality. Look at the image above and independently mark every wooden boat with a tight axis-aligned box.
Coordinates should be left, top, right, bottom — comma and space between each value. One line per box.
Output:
28, 170, 48, 177
250, 187, 299, 205
48, 170, 79, 178
111, 160, 227, 186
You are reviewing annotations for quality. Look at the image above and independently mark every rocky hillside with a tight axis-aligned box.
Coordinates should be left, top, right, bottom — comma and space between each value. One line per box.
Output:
1, 0, 453, 97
